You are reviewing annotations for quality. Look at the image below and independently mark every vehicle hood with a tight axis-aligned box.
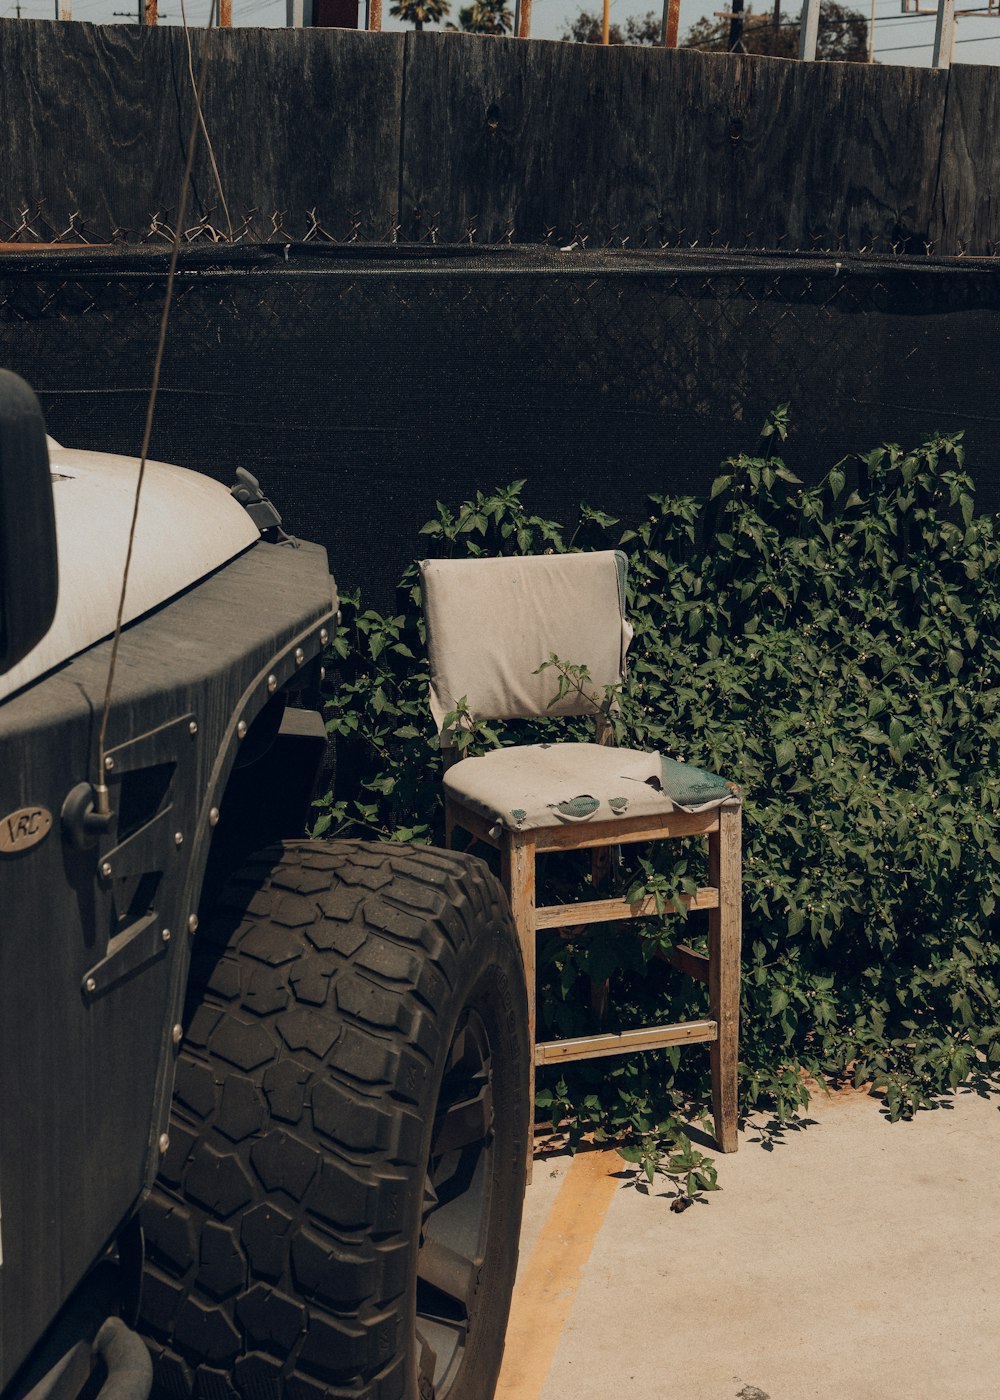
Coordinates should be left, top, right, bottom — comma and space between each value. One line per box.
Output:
0, 440, 261, 703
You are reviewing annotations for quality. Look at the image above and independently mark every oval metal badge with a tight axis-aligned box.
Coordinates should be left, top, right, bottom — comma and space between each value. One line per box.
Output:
0, 806, 52, 854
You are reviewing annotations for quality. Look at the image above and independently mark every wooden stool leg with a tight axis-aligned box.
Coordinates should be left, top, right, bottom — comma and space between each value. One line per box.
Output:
708, 801, 742, 1153
502, 830, 537, 1183
589, 845, 611, 1023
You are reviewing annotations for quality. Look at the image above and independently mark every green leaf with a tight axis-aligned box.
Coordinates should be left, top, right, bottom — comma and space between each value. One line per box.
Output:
774, 739, 795, 768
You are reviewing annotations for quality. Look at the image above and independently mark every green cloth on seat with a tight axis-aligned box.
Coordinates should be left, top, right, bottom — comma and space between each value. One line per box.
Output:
658, 757, 734, 812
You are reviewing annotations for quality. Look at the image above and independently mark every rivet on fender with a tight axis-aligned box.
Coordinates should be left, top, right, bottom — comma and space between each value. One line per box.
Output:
0, 806, 52, 855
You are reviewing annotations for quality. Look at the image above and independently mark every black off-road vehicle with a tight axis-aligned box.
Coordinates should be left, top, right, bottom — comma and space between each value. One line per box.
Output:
0, 371, 529, 1400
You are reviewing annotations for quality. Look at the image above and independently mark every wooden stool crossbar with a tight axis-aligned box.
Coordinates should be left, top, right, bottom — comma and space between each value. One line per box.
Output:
446, 792, 742, 1181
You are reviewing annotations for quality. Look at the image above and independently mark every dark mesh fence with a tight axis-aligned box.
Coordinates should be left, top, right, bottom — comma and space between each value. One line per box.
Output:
1, 243, 997, 606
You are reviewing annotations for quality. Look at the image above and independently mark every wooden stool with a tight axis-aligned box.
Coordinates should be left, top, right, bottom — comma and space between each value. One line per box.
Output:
445, 791, 742, 1179
420, 552, 743, 1181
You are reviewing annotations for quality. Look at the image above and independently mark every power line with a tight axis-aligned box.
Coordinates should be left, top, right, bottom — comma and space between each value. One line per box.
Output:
871, 6, 1000, 20
880, 29, 1000, 46
687, 4, 999, 31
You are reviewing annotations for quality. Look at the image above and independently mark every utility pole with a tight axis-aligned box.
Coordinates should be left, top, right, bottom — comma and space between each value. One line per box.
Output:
602, 0, 610, 42
661, 0, 680, 46
772, 0, 781, 52
516, 0, 531, 37
798, 0, 819, 58
932, 0, 956, 65
728, 0, 745, 50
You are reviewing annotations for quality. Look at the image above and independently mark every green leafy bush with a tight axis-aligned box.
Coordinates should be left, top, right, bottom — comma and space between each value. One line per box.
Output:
315, 420, 1000, 1181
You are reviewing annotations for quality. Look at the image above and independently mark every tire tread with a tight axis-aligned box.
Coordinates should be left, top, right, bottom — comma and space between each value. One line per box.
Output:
142, 840, 523, 1400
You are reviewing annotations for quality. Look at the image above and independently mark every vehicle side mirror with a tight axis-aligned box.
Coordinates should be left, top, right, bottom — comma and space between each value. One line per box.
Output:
0, 370, 58, 676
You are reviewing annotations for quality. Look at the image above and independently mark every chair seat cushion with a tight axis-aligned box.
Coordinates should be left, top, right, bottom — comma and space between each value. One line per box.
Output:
444, 743, 735, 833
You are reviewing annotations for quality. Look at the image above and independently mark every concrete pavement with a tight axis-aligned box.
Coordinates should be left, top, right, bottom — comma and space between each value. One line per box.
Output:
497, 1087, 1000, 1400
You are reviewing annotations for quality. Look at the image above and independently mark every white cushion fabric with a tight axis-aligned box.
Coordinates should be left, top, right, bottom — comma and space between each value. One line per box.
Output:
444, 743, 733, 833
420, 552, 633, 744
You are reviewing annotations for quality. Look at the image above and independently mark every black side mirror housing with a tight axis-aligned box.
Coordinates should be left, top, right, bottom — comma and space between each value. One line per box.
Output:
0, 370, 58, 676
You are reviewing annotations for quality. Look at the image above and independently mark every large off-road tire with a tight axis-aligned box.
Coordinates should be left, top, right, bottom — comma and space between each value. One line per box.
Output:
139, 840, 529, 1400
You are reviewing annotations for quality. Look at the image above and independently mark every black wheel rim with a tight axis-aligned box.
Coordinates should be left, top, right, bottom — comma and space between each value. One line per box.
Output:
415, 1008, 496, 1397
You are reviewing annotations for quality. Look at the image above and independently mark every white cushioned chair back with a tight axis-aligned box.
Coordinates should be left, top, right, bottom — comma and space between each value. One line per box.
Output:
420, 551, 633, 744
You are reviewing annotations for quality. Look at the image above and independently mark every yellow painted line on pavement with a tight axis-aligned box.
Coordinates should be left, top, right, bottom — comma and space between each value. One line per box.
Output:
496, 1148, 621, 1400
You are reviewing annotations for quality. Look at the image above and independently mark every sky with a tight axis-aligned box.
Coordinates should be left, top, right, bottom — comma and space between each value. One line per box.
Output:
5, 0, 1000, 71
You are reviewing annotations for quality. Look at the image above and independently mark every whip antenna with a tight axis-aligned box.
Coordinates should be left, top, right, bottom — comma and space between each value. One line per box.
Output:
93, 0, 222, 819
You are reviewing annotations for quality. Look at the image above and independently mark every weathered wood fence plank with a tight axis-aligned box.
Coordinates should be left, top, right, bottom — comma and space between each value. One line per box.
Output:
398, 41, 948, 252
0, 22, 993, 252
0, 20, 404, 240
933, 63, 1000, 255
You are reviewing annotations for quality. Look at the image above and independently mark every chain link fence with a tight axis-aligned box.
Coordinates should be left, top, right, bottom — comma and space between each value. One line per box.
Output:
1, 242, 996, 604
